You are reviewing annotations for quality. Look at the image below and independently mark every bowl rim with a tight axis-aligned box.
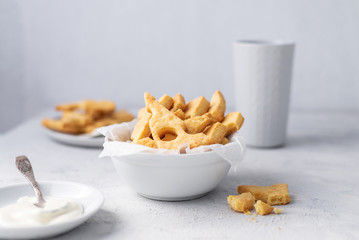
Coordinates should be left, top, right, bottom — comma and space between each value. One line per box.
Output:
132, 150, 217, 156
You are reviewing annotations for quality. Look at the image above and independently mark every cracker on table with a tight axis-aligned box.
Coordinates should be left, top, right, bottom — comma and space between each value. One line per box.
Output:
254, 200, 274, 215
227, 193, 255, 213
237, 184, 290, 205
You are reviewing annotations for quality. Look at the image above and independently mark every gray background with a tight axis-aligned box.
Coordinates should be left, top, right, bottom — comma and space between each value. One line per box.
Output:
1, 0, 359, 133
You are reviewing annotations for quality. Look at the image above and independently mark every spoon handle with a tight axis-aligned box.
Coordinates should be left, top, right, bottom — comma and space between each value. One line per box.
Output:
15, 155, 46, 208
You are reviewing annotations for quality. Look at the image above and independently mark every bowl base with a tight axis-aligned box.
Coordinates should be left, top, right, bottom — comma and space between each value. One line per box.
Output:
138, 192, 209, 202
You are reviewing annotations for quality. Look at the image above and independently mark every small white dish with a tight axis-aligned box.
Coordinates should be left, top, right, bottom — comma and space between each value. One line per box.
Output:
43, 127, 104, 148
111, 151, 231, 201
0, 181, 104, 239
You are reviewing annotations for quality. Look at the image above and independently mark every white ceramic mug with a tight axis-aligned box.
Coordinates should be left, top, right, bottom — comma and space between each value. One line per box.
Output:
233, 40, 295, 147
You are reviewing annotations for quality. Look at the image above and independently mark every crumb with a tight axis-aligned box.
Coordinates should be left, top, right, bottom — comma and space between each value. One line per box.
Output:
283, 222, 287, 224
254, 213, 258, 217
249, 217, 257, 223
263, 223, 267, 226
244, 211, 252, 215
277, 227, 281, 230
274, 208, 284, 214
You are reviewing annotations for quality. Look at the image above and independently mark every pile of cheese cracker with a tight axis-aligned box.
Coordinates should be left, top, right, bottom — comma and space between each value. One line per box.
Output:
131, 91, 244, 150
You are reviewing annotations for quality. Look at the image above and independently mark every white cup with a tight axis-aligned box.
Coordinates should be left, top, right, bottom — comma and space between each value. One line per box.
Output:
233, 40, 295, 147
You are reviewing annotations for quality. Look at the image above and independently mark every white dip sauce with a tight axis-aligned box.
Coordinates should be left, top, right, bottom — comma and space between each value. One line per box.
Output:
0, 196, 83, 227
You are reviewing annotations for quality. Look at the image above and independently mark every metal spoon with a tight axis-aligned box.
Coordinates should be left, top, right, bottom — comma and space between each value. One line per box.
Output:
15, 155, 46, 208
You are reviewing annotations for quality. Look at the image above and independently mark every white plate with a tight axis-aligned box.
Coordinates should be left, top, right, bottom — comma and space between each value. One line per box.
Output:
43, 127, 104, 148
0, 181, 104, 239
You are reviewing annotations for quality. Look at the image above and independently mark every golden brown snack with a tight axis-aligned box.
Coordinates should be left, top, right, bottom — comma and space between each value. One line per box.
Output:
61, 111, 93, 129
254, 200, 274, 215
131, 112, 152, 141
133, 137, 158, 148
184, 96, 210, 119
171, 94, 186, 112
220, 137, 230, 145
82, 100, 116, 119
161, 133, 177, 141
137, 107, 148, 120
55, 102, 81, 112
184, 113, 213, 134
57, 100, 116, 120
111, 110, 135, 123
84, 110, 134, 133
142, 96, 181, 119
145, 93, 226, 150
237, 184, 290, 205
42, 119, 83, 134
203, 122, 227, 142
159, 95, 174, 110
227, 193, 255, 213
44, 100, 134, 135
131, 91, 244, 149
208, 90, 226, 122
84, 118, 119, 133
222, 112, 245, 136
173, 109, 185, 120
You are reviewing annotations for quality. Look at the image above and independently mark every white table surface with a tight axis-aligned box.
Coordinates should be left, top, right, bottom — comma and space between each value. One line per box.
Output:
0, 111, 358, 240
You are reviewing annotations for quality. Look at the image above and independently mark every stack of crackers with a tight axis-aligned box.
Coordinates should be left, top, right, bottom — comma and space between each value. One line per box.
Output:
131, 91, 244, 150
42, 100, 134, 134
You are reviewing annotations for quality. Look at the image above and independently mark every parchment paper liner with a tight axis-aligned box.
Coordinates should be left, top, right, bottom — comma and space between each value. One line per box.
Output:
98, 119, 246, 168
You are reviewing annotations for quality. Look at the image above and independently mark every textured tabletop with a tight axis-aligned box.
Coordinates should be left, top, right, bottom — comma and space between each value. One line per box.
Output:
0, 111, 358, 240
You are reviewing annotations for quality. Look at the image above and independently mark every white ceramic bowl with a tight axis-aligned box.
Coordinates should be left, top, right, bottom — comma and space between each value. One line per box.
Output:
111, 151, 231, 201
0, 181, 104, 239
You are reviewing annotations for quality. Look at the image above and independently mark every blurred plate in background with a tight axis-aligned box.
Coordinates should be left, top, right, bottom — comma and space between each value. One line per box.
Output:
43, 127, 104, 148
